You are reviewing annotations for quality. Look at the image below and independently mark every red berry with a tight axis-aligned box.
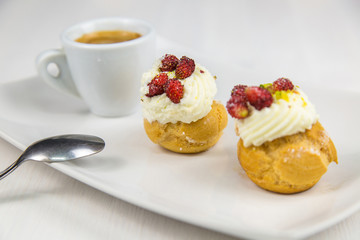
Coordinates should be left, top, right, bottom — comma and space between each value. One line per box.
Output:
146, 73, 168, 97
146, 84, 163, 97
159, 54, 179, 72
273, 78, 294, 91
175, 56, 195, 79
165, 79, 184, 103
151, 73, 168, 86
231, 84, 248, 98
245, 86, 273, 110
226, 95, 249, 119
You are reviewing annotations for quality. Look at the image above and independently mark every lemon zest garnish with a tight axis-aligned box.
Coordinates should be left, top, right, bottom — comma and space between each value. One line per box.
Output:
274, 90, 290, 102
301, 97, 307, 107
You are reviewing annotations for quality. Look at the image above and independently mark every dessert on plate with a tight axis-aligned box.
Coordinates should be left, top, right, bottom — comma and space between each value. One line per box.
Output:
226, 78, 337, 194
140, 54, 228, 153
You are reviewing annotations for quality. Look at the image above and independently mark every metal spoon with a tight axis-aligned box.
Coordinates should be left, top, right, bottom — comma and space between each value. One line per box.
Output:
0, 134, 105, 180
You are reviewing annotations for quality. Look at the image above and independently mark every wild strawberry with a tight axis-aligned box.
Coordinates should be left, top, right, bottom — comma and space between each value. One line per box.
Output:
151, 73, 168, 86
175, 56, 195, 79
231, 84, 248, 98
146, 73, 168, 97
159, 54, 179, 72
273, 78, 294, 91
146, 84, 165, 98
226, 95, 249, 119
165, 79, 184, 103
245, 86, 273, 110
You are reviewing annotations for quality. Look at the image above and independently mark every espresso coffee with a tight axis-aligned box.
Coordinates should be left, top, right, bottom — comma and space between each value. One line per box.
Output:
76, 30, 141, 44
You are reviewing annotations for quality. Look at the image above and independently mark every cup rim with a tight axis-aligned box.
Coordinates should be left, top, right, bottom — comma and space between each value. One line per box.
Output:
61, 17, 155, 49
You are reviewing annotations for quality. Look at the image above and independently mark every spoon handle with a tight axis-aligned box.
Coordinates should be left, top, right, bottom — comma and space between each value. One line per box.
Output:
0, 160, 21, 180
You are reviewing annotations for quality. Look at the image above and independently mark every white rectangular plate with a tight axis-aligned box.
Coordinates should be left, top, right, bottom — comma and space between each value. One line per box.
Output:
0, 38, 359, 239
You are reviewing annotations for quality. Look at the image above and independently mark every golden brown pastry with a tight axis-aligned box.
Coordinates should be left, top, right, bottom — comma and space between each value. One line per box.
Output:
140, 54, 228, 153
227, 78, 337, 193
238, 122, 337, 193
144, 101, 227, 153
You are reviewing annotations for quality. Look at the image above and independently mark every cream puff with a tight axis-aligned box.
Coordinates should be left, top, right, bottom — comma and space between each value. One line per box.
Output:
141, 54, 227, 153
226, 78, 337, 193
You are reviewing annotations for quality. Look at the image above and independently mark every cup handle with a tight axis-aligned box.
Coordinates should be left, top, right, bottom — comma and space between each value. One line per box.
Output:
36, 49, 80, 97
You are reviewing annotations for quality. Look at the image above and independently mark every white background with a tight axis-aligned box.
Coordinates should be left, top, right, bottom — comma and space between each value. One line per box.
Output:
0, 0, 359, 239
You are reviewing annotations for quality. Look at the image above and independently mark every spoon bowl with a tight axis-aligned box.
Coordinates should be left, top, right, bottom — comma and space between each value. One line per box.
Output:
0, 134, 105, 180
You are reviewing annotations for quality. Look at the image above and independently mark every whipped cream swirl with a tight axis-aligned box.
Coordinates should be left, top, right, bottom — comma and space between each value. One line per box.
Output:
235, 89, 318, 147
140, 60, 217, 124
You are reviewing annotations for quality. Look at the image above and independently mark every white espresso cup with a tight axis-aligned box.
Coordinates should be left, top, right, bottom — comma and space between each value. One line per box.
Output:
36, 17, 156, 117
